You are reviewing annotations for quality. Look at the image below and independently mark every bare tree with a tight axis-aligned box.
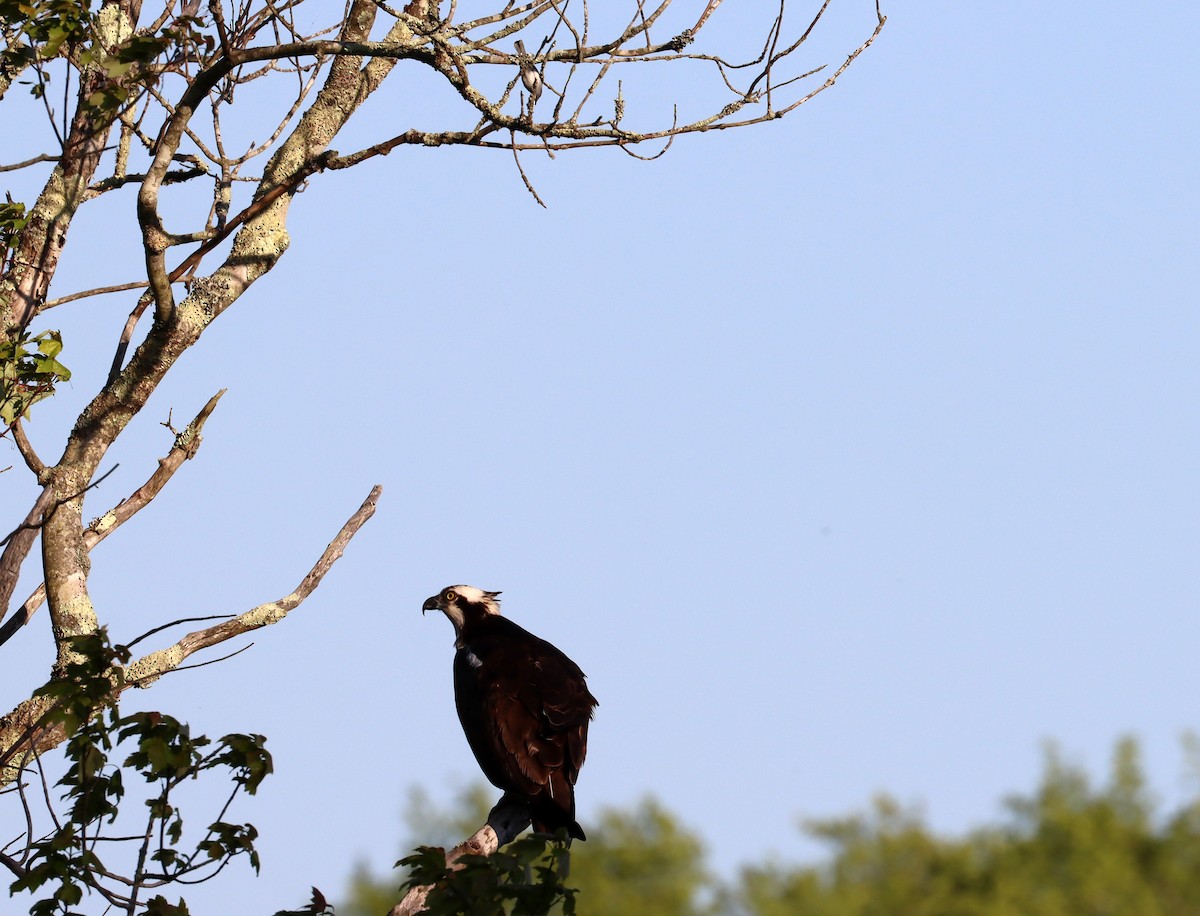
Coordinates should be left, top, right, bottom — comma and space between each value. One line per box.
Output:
0, 0, 884, 909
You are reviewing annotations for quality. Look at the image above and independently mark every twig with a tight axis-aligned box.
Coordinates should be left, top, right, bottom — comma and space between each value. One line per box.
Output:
0, 154, 59, 173
107, 294, 153, 385
509, 132, 548, 208
123, 614, 236, 651
41, 281, 150, 312
149, 642, 253, 677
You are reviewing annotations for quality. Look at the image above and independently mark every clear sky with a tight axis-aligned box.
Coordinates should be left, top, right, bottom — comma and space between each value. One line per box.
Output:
3, 1, 1198, 912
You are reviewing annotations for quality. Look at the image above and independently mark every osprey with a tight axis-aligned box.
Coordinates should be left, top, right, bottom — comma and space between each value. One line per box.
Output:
422, 585, 597, 840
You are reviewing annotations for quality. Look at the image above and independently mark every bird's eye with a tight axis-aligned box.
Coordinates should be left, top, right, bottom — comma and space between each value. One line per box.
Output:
443, 589, 457, 602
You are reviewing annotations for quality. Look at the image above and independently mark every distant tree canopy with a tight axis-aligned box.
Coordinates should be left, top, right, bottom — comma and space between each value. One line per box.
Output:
731, 737, 1200, 916
344, 737, 1200, 916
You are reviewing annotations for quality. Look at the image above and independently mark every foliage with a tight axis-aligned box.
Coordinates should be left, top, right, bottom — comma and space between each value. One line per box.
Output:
1, 0, 210, 113
345, 739, 1200, 915
0, 327, 70, 424
731, 737, 1200, 916
0, 0, 92, 76
3, 631, 273, 915
272, 886, 338, 916
0, 197, 27, 271
343, 787, 587, 916
398, 835, 578, 916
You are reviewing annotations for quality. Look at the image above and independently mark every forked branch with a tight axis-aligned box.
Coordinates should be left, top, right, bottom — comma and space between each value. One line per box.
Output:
0, 391, 227, 647
0, 485, 382, 782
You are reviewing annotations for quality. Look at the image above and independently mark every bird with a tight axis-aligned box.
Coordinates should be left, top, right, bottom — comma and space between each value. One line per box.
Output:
422, 585, 597, 840
514, 40, 543, 102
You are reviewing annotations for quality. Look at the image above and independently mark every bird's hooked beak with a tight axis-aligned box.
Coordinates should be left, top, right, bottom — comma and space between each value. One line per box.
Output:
421, 594, 441, 616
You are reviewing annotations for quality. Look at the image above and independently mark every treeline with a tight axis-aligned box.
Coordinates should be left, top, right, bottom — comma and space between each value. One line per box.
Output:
343, 737, 1200, 915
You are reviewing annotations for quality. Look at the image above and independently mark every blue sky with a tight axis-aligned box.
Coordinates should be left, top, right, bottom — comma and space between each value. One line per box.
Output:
3, 1, 1199, 911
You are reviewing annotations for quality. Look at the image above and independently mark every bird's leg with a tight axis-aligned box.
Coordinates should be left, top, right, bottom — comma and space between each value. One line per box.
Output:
488, 793, 533, 846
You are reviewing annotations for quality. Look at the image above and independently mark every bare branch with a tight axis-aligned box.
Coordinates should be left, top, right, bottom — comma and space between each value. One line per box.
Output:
40, 281, 150, 311
0, 154, 59, 173
161, 147, 334, 284
0, 392, 224, 648
86, 164, 208, 198
107, 293, 153, 385
509, 134, 548, 208
0, 465, 121, 551
693, 0, 725, 33
124, 484, 382, 688
0, 487, 53, 628
162, 641, 254, 675
0, 849, 24, 879
124, 613, 236, 651
9, 421, 44, 476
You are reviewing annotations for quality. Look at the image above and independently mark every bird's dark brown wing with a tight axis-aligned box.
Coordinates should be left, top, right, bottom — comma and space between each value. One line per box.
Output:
456, 617, 597, 837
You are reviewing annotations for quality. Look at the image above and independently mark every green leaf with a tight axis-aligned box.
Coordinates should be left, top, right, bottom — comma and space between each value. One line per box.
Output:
55, 879, 81, 905
145, 896, 191, 916
36, 334, 62, 358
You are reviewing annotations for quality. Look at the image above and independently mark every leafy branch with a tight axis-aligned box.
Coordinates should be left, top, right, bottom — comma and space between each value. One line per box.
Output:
0, 328, 70, 426
5, 631, 273, 916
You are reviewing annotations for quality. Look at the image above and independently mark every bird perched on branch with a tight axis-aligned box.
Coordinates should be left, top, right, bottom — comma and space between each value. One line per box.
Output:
423, 585, 597, 840
514, 40, 543, 102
